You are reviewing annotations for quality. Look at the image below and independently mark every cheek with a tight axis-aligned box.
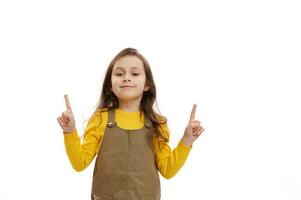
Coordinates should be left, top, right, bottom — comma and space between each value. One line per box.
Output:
111, 79, 119, 92
137, 75, 147, 85
111, 77, 120, 86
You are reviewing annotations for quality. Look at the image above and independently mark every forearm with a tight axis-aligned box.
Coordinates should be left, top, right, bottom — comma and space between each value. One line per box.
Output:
64, 129, 96, 172
180, 136, 193, 148
156, 140, 192, 179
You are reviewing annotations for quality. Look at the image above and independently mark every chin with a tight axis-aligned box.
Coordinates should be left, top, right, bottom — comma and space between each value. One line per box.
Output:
117, 95, 142, 101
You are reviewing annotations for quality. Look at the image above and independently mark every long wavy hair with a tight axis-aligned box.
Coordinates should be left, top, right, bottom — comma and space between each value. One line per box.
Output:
85, 47, 168, 142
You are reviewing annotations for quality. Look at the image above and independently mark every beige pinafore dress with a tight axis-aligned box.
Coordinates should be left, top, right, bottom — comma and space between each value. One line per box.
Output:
91, 108, 161, 200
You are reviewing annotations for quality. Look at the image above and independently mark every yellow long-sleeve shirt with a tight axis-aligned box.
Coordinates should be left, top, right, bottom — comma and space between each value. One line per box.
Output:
64, 108, 192, 179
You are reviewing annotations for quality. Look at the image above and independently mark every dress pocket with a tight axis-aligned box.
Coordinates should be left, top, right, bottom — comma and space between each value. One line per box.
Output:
92, 193, 113, 200
139, 193, 154, 200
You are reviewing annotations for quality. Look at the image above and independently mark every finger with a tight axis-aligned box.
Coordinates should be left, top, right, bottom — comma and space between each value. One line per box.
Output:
56, 118, 61, 126
62, 112, 67, 118
58, 117, 66, 127
60, 116, 68, 124
57, 117, 66, 128
190, 121, 201, 129
192, 120, 201, 124
60, 115, 68, 123
189, 104, 197, 122
62, 111, 71, 119
193, 126, 201, 134
193, 126, 204, 136
195, 127, 205, 136
191, 120, 201, 127
192, 126, 199, 132
64, 94, 72, 111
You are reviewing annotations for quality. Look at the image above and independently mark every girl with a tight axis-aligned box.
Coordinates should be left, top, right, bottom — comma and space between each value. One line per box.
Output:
57, 48, 205, 200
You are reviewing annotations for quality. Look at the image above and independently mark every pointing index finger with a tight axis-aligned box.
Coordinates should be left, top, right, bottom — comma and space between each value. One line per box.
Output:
64, 94, 72, 111
190, 104, 197, 122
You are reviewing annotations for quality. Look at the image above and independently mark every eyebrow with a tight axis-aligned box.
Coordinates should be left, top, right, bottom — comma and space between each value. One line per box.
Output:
113, 67, 143, 71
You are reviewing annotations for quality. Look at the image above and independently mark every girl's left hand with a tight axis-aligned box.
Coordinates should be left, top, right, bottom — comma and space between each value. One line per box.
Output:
181, 104, 205, 147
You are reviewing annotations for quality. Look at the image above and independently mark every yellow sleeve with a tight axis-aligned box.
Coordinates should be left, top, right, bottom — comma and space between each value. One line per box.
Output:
153, 122, 192, 179
63, 109, 106, 172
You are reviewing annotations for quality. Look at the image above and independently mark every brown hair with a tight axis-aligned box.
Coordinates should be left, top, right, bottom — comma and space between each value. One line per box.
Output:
86, 47, 168, 142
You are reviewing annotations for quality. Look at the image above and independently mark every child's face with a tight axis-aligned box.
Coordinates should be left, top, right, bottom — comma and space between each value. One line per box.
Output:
111, 55, 149, 103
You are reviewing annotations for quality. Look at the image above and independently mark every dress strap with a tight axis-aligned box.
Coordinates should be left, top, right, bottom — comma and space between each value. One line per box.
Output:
107, 108, 116, 128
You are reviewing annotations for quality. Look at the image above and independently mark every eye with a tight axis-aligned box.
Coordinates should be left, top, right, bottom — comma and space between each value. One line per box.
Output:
115, 73, 123, 76
132, 73, 140, 76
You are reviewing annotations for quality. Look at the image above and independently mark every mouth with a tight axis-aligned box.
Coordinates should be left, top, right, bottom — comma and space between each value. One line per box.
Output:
120, 86, 135, 88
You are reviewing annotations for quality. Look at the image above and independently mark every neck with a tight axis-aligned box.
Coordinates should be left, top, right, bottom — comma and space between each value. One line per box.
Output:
118, 98, 142, 112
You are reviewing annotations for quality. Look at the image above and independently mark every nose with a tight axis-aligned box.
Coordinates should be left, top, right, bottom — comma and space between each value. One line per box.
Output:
122, 74, 131, 82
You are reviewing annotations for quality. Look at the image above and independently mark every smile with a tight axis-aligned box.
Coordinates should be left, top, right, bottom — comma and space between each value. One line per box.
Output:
120, 86, 135, 88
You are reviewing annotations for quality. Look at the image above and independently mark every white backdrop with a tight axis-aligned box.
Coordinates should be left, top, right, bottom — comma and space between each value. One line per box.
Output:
0, 0, 300, 199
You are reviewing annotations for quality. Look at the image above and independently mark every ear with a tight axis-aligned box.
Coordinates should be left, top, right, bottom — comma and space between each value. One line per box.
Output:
144, 85, 150, 92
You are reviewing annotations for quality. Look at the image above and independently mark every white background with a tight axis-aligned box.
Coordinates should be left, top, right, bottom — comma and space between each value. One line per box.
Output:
0, 0, 300, 199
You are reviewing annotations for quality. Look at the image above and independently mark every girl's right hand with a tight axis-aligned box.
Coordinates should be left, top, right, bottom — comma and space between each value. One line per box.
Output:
57, 94, 76, 134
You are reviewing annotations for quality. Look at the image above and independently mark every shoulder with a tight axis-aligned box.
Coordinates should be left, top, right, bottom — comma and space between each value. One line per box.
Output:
88, 108, 109, 126
94, 108, 109, 116
83, 108, 109, 139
